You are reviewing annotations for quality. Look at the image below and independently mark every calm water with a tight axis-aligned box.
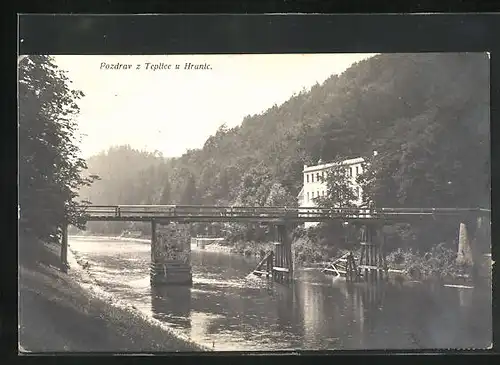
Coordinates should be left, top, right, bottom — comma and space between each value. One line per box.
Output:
69, 237, 492, 351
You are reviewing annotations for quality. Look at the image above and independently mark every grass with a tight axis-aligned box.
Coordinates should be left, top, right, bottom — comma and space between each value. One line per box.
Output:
18, 236, 207, 353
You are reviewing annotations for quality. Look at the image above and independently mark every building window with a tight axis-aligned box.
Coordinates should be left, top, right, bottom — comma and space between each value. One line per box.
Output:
349, 167, 353, 177
306, 174, 309, 183
307, 192, 310, 202
356, 165, 359, 175
322, 171, 325, 180
316, 173, 320, 181
311, 174, 314, 183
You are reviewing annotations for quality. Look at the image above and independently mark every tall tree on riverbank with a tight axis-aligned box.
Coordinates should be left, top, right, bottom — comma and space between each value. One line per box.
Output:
180, 172, 197, 205
18, 55, 98, 243
160, 174, 172, 204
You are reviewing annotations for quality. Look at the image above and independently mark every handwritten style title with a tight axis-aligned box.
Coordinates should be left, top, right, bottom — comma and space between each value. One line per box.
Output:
100, 62, 212, 71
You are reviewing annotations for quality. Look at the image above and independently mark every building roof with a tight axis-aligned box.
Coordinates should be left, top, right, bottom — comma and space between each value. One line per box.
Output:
303, 157, 364, 173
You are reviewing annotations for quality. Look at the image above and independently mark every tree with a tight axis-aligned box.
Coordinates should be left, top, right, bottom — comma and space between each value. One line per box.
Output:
265, 182, 296, 207
160, 174, 172, 204
18, 55, 99, 243
180, 172, 197, 205
314, 157, 357, 209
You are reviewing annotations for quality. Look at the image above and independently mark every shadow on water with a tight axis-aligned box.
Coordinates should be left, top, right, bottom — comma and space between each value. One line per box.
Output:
151, 285, 192, 332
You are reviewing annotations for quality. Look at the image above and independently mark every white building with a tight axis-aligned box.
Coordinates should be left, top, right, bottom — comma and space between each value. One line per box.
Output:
297, 157, 366, 228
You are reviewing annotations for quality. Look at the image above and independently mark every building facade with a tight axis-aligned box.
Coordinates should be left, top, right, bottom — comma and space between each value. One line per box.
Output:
297, 157, 365, 228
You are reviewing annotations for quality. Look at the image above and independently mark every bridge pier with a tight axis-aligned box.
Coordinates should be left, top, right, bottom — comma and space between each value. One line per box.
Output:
358, 223, 386, 281
150, 220, 192, 286
457, 217, 491, 280
272, 223, 293, 283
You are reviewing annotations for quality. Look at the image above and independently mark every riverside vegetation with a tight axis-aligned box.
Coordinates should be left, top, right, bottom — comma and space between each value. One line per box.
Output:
207, 222, 479, 282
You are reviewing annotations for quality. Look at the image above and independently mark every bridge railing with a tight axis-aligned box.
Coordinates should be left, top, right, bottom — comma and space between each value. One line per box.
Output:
77, 204, 490, 220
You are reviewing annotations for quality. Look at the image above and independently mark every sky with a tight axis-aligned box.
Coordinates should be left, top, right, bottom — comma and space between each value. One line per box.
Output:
53, 54, 376, 158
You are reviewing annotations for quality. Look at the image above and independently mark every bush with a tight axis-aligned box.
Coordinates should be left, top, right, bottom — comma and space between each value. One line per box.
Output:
385, 244, 468, 281
291, 235, 340, 266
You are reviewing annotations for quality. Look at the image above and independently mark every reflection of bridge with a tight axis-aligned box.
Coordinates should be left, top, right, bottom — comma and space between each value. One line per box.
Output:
62, 205, 490, 285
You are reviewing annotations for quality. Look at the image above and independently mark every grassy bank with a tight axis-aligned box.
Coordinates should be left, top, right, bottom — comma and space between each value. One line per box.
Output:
18, 236, 208, 352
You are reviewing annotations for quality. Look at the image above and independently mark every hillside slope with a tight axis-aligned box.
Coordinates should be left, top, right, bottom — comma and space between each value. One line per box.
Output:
80, 53, 489, 225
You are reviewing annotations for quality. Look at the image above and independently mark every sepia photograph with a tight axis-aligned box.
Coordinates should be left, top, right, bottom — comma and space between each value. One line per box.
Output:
18, 52, 491, 353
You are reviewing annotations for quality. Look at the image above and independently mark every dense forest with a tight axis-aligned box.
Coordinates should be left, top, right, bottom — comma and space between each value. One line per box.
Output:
78, 53, 490, 254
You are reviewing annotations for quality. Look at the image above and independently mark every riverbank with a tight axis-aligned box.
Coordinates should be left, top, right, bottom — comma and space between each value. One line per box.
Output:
201, 239, 491, 285
18, 237, 209, 353
69, 234, 150, 244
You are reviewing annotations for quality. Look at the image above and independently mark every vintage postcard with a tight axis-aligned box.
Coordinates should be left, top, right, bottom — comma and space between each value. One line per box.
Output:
18, 47, 492, 353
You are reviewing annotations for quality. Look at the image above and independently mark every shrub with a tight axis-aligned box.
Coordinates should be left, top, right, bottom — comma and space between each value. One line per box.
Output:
385, 244, 468, 281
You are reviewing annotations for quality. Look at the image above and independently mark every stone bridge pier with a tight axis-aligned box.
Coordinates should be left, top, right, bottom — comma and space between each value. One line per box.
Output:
457, 216, 491, 280
150, 221, 192, 286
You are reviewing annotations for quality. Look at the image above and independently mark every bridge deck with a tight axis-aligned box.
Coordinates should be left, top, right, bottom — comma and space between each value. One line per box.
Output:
78, 205, 489, 223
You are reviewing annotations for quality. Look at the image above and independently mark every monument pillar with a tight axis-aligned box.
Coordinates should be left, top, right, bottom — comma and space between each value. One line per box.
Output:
150, 221, 192, 286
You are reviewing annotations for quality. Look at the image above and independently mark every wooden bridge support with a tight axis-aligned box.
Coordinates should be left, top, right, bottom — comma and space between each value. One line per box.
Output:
252, 251, 274, 278
150, 221, 192, 286
358, 224, 387, 281
272, 224, 293, 283
345, 253, 359, 282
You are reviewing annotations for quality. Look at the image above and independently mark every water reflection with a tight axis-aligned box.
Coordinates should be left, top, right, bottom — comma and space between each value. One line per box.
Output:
151, 285, 192, 332
69, 238, 492, 351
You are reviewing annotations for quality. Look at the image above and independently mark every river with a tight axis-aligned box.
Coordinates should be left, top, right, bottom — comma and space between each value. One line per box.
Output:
68, 236, 492, 351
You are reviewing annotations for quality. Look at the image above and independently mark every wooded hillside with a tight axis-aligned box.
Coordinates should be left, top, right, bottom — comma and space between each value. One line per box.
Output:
78, 53, 490, 244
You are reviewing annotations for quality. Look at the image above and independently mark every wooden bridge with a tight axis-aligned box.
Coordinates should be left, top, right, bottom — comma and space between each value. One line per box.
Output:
61, 205, 489, 285
78, 204, 489, 223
